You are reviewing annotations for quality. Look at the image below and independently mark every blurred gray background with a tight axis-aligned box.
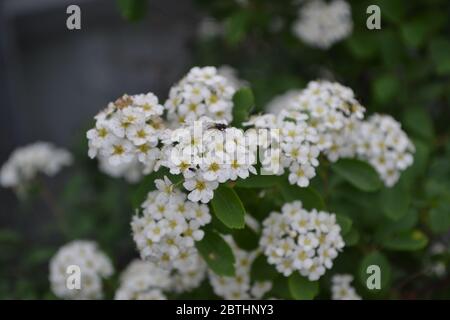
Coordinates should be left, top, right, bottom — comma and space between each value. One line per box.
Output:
0, 0, 199, 224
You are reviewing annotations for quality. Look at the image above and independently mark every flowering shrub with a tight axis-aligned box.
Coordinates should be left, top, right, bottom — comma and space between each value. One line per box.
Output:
1, 0, 450, 301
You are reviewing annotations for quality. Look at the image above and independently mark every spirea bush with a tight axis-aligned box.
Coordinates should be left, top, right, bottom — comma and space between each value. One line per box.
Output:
1, 0, 450, 300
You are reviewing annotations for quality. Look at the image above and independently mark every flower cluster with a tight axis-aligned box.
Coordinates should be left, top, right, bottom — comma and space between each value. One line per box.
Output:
245, 110, 320, 188
0, 142, 72, 193
131, 181, 211, 271
331, 274, 361, 300
248, 80, 366, 187
264, 81, 414, 186
49, 240, 113, 300
98, 156, 144, 183
217, 65, 247, 90
265, 89, 302, 116
115, 259, 171, 300
87, 92, 166, 174
266, 80, 370, 161
170, 254, 208, 293
352, 114, 414, 187
165, 67, 236, 126
161, 119, 257, 203
292, 0, 353, 49
260, 201, 345, 281
208, 235, 272, 300
288, 80, 365, 135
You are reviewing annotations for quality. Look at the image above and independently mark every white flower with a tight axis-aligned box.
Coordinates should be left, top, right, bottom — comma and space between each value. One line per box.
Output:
188, 203, 212, 226
109, 107, 145, 138
154, 176, 180, 202
183, 176, 218, 203
132, 92, 164, 117
0, 142, 72, 193
127, 124, 155, 146
165, 66, 236, 126
104, 138, 134, 166
208, 234, 272, 300
87, 93, 166, 179
289, 80, 365, 134
288, 163, 316, 187
87, 121, 113, 158
331, 274, 361, 300
132, 187, 211, 278
292, 0, 353, 49
260, 201, 345, 281
158, 118, 257, 203
246, 110, 320, 189
98, 155, 143, 183
292, 248, 314, 270
171, 253, 208, 293
114, 259, 170, 300
146, 220, 168, 242
265, 90, 303, 115
352, 114, 414, 187
217, 65, 248, 90
49, 240, 113, 300
200, 157, 228, 182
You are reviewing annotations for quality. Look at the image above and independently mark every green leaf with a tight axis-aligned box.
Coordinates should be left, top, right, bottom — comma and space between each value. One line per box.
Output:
231, 87, 254, 127
195, 230, 235, 276
251, 254, 279, 282
279, 181, 325, 210
269, 276, 291, 299
130, 175, 157, 209
347, 32, 378, 60
375, 209, 419, 242
429, 38, 450, 75
377, 0, 407, 23
402, 139, 430, 183
331, 159, 382, 192
377, 30, 404, 68
359, 251, 391, 290
232, 225, 259, 251
400, 13, 445, 48
428, 201, 450, 234
336, 214, 352, 235
24, 247, 55, 266
225, 11, 249, 46
401, 22, 427, 48
211, 185, 246, 229
235, 174, 280, 188
117, 0, 147, 22
288, 273, 319, 300
373, 74, 399, 105
210, 214, 233, 235
380, 181, 411, 221
343, 228, 360, 246
402, 107, 434, 142
0, 229, 21, 244
381, 230, 428, 251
